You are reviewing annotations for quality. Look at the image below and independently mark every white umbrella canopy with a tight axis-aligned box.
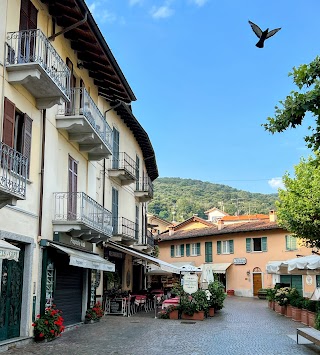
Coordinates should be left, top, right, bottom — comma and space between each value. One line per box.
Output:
200, 264, 215, 284
286, 255, 320, 272
179, 264, 202, 273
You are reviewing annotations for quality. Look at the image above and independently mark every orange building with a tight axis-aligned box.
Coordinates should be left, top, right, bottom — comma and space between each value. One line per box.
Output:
158, 211, 316, 297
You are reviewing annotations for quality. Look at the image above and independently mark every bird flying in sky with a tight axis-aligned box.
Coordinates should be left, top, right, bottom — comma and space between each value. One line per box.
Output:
248, 21, 281, 48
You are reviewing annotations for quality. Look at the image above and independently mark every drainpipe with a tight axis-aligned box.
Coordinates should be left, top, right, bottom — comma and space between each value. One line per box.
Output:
38, 109, 46, 237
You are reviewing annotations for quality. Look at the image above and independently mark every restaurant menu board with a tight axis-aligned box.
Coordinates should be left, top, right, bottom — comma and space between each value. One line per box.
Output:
106, 298, 126, 315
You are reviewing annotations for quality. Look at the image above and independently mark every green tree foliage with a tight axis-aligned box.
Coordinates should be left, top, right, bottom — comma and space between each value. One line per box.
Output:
276, 155, 320, 249
148, 177, 277, 222
263, 56, 320, 151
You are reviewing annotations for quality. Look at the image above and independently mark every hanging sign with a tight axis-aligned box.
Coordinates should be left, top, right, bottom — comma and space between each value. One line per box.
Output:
233, 258, 247, 265
183, 273, 199, 294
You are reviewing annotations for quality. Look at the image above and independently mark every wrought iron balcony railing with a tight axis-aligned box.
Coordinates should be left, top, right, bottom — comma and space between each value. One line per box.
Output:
135, 177, 154, 198
0, 142, 28, 200
58, 87, 113, 154
53, 192, 112, 236
112, 217, 136, 239
145, 230, 155, 247
111, 152, 136, 177
6, 29, 70, 100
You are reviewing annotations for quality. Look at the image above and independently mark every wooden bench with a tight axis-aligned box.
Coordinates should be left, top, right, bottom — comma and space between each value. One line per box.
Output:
297, 327, 320, 346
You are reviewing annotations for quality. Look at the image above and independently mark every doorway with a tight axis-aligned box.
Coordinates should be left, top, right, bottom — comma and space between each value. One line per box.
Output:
253, 273, 262, 296
0, 244, 25, 341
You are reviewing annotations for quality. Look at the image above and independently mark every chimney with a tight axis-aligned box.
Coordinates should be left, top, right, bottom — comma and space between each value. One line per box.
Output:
217, 219, 224, 231
269, 210, 277, 222
168, 226, 174, 236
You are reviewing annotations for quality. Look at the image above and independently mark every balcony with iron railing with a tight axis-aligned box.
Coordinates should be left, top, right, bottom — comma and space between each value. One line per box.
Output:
52, 192, 113, 243
134, 176, 154, 202
56, 87, 113, 160
111, 217, 136, 243
0, 142, 28, 208
6, 29, 70, 109
108, 152, 136, 185
133, 229, 155, 252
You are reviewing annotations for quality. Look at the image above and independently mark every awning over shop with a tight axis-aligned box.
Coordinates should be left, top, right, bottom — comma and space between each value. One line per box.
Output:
106, 241, 180, 274
266, 255, 320, 275
49, 243, 115, 272
0, 239, 20, 262
146, 264, 172, 275
200, 263, 232, 274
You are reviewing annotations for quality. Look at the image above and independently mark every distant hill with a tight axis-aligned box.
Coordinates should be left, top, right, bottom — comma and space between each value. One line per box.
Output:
148, 177, 278, 222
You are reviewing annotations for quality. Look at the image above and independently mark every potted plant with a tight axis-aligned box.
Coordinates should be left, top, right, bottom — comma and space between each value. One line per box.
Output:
307, 300, 318, 328
167, 305, 179, 320
32, 305, 65, 342
85, 301, 104, 323
208, 281, 226, 313
257, 288, 268, 300
266, 288, 276, 310
291, 296, 304, 322
274, 287, 291, 315
180, 290, 208, 321
285, 288, 299, 318
301, 298, 310, 325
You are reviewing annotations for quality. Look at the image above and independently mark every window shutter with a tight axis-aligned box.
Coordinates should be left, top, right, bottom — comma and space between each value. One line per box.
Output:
285, 235, 289, 250
246, 238, 252, 252
217, 241, 221, 255
229, 240, 234, 254
262, 237, 267, 252
3, 97, 15, 147
23, 114, 32, 177
171, 245, 174, 258
205, 242, 212, 262
197, 243, 200, 255
180, 244, 184, 257
186, 244, 190, 256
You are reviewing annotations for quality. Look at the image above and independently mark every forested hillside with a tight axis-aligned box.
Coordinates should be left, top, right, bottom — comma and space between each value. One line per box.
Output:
148, 177, 278, 222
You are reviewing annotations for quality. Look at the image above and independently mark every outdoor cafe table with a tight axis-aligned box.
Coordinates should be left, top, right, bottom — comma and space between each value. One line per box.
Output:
162, 297, 180, 310
131, 294, 147, 307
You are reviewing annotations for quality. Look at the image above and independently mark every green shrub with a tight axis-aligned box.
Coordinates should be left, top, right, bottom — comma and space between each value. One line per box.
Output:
208, 281, 226, 310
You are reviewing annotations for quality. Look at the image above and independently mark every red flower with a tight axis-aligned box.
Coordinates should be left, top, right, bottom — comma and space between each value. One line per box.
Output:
32, 323, 36, 327
39, 333, 44, 337
36, 315, 40, 318
50, 330, 55, 334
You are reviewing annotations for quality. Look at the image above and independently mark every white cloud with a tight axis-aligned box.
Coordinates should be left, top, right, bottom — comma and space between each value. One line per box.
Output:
189, 0, 209, 6
150, 5, 174, 19
268, 177, 285, 190
88, 2, 98, 15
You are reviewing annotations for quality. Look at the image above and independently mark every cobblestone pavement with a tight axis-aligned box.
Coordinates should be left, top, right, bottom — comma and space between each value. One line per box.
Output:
5, 297, 320, 355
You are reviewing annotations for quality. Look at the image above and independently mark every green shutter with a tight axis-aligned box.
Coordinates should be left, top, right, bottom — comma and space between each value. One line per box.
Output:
262, 237, 267, 252
229, 240, 234, 254
285, 235, 289, 250
246, 238, 251, 252
186, 244, 190, 256
205, 242, 212, 262
217, 241, 221, 255
171, 245, 174, 257
180, 244, 184, 257
197, 243, 201, 255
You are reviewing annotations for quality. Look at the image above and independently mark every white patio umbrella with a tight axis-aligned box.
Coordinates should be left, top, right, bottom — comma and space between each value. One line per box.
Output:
286, 255, 320, 272
200, 264, 215, 284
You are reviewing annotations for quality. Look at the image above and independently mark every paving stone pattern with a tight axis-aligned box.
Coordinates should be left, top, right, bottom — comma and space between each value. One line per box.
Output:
5, 297, 320, 355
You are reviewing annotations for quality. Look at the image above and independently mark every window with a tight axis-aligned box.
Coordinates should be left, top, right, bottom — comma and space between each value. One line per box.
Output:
217, 240, 234, 254
286, 235, 297, 251
170, 244, 184, 257
205, 242, 212, 262
3, 97, 33, 177
186, 243, 200, 256
246, 237, 267, 252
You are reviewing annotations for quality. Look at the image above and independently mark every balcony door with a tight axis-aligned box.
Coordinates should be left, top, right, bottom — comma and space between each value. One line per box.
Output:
112, 128, 119, 169
112, 188, 119, 234
19, 0, 38, 63
135, 155, 140, 190
68, 156, 78, 220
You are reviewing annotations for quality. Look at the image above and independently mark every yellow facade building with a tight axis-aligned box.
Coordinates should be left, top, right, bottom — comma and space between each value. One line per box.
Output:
0, 0, 158, 346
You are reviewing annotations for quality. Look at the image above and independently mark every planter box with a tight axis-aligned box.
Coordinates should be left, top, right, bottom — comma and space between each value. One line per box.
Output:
301, 309, 308, 325
285, 305, 292, 318
291, 307, 302, 322
258, 291, 267, 299
280, 305, 286, 316
308, 311, 316, 328
275, 302, 281, 313
182, 311, 205, 321
169, 310, 179, 320
209, 308, 215, 317
227, 290, 235, 296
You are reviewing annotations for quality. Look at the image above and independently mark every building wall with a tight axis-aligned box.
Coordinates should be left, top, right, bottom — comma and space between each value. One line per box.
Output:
158, 229, 314, 297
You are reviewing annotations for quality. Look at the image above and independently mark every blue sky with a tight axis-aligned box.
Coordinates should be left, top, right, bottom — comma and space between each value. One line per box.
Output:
86, 0, 320, 194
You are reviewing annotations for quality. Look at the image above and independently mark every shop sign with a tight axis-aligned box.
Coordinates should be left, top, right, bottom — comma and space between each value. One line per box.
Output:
233, 258, 247, 265
108, 299, 125, 314
105, 249, 124, 259
53, 232, 93, 252
183, 274, 199, 294
0, 248, 19, 262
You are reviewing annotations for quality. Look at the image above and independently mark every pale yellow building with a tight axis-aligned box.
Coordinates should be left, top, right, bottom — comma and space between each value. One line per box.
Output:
0, 0, 158, 346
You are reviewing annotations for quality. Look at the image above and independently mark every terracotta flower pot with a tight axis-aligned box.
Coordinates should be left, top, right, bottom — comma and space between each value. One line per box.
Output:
169, 310, 179, 320
285, 305, 292, 318
275, 302, 281, 313
272, 301, 275, 311
182, 311, 205, 321
291, 307, 302, 322
308, 311, 316, 328
301, 309, 308, 325
280, 305, 286, 315
209, 308, 215, 317
227, 290, 235, 296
